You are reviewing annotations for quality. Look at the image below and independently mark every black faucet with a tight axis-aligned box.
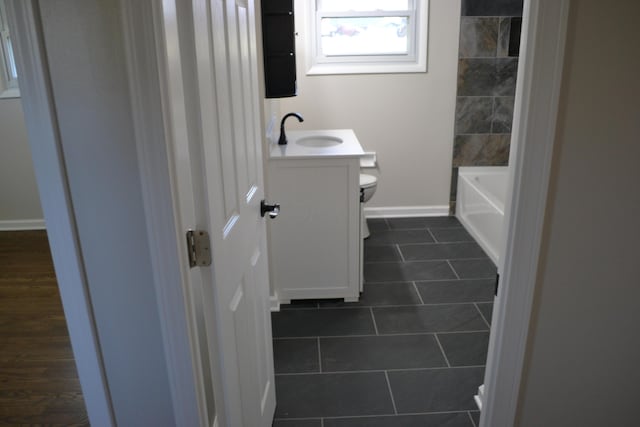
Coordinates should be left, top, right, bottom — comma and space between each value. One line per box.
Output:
278, 112, 304, 145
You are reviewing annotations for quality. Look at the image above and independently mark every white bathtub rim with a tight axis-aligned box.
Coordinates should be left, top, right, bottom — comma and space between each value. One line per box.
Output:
458, 166, 508, 214
461, 176, 505, 217
457, 166, 507, 266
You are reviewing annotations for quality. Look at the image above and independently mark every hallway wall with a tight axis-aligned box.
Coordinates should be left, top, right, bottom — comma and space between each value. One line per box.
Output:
37, 1, 176, 424
516, 1, 640, 425
0, 97, 43, 229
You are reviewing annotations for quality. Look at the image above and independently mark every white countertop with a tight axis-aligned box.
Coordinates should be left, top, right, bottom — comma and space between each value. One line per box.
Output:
269, 129, 364, 159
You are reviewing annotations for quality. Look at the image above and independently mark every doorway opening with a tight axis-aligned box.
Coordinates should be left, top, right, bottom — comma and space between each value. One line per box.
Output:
0, 231, 89, 424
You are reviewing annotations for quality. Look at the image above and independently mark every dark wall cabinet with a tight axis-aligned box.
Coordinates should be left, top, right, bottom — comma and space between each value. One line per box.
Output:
261, 0, 297, 98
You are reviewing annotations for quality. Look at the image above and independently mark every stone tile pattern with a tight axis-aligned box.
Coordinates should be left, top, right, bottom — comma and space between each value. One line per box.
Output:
271, 218, 495, 425
451, 0, 524, 212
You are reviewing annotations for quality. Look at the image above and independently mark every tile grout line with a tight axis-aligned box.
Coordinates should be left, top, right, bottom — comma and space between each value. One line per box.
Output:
364, 256, 490, 265
277, 300, 495, 312
413, 281, 425, 305
458, 55, 520, 60
273, 329, 491, 340
274, 409, 481, 422
321, 417, 324, 427
274, 365, 487, 376
396, 243, 406, 262
382, 217, 390, 229
376, 225, 465, 232
474, 302, 492, 328
382, 241, 484, 248
494, 17, 500, 59
370, 307, 380, 335
456, 132, 512, 136
468, 410, 478, 427
434, 333, 452, 368
490, 96, 497, 133
384, 371, 399, 415
317, 336, 322, 373
363, 277, 493, 285
455, 94, 516, 98
446, 259, 461, 280
426, 228, 438, 243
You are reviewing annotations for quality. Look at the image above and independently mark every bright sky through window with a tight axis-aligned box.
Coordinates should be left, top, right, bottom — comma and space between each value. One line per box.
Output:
308, 0, 428, 75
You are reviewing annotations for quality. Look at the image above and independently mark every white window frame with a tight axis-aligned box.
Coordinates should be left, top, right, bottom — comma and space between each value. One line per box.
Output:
0, 0, 19, 98
305, 0, 429, 75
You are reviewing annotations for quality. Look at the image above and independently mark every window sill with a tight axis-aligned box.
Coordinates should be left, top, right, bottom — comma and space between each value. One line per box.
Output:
0, 87, 20, 99
307, 61, 427, 76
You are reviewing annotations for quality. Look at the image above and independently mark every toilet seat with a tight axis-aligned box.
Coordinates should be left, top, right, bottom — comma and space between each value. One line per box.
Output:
359, 173, 377, 189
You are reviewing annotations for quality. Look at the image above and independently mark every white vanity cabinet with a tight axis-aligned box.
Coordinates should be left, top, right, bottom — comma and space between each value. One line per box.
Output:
267, 129, 364, 304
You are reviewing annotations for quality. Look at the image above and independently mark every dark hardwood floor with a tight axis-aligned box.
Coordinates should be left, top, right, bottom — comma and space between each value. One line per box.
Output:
0, 231, 88, 425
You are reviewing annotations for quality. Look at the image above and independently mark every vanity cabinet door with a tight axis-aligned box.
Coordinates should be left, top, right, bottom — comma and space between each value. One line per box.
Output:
268, 158, 360, 303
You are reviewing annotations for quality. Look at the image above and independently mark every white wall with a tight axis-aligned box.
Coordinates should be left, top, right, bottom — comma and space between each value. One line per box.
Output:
37, 1, 176, 425
516, 2, 640, 426
0, 97, 43, 228
279, 0, 461, 211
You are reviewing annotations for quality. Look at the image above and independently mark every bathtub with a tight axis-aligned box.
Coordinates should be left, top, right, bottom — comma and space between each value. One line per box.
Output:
456, 166, 508, 265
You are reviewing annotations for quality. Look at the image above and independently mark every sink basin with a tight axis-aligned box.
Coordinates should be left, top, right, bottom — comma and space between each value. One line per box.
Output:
295, 135, 343, 147
270, 129, 363, 159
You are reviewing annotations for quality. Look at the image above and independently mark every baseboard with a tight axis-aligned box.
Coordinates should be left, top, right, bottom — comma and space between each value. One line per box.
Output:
474, 384, 485, 410
364, 205, 450, 218
0, 219, 46, 231
269, 295, 281, 312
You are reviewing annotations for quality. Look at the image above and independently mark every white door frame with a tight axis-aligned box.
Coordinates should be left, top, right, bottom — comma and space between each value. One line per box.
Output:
8, 0, 571, 425
480, 1, 570, 426
119, 1, 206, 425
6, 1, 115, 425
8, 1, 204, 425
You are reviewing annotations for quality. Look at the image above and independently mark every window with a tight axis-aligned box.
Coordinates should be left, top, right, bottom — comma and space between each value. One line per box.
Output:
0, 0, 19, 98
306, 0, 428, 75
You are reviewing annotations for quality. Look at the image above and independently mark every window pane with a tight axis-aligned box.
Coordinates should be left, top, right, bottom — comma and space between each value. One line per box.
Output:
320, 0, 410, 12
5, 36, 16, 80
320, 17, 408, 56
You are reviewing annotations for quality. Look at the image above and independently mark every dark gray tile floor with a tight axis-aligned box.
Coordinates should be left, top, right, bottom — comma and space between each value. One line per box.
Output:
272, 217, 496, 427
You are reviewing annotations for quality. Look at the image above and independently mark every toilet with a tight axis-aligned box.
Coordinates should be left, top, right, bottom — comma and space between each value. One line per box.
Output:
360, 173, 378, 238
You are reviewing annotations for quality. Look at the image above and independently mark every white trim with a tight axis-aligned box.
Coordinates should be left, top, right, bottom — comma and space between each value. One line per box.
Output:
0, 0, 19, 94
5, 1, 115, 425
0, 86, 19, 98
154, 0, 225, 423
303, 0, 429, 75
0, 218, 45, 230
481, 1, 570, 426
120, 2, 202, 426
270, 295, 281, 312
364, 205, 449, 218
474, 383, 485, 410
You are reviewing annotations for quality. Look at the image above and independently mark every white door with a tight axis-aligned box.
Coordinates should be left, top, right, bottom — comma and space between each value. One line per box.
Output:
196, 1, 276, 425
164, 0, 277, 425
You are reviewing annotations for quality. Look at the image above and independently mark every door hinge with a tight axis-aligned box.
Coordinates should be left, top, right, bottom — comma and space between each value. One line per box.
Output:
495, 273, 500, 296
186, 230, 211, 268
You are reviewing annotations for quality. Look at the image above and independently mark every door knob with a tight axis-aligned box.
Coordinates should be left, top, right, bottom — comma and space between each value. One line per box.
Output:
261, 200, 280, 218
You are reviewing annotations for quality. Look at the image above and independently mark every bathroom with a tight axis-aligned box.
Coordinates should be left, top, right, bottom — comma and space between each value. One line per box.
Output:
266, 0, 522, 425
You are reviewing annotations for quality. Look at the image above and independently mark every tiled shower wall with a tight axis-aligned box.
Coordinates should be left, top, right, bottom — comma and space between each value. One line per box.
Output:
450, 0, 524, 212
